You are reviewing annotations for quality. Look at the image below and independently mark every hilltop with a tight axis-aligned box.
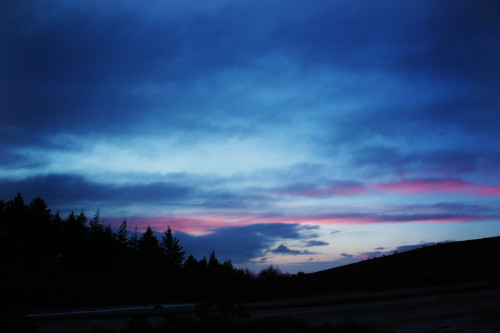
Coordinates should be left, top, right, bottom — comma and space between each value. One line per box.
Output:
301, 236, 500, 294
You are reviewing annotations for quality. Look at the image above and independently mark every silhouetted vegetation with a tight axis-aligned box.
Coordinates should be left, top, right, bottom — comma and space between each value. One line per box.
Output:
0, 194, 292, 311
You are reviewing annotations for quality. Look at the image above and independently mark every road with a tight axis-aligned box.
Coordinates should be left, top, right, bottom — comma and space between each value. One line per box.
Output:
26, 303, 194, 318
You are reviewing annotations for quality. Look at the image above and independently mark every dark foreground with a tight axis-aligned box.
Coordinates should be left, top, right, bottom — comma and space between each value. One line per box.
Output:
9, 287, 500, 333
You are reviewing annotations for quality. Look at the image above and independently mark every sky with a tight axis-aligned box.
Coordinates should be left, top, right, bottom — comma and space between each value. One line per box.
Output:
1, 0, 500, 273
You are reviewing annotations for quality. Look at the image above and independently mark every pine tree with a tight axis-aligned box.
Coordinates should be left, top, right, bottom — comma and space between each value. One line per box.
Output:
61, 210, 88, 268
129, 224, 139, 251
4, 194, 29, 264
117, 219, 128, 246
28, 197, 52, 265
160, 226, 185, 269
88, 209, 109, 268
183, 254, 198, 272
138, 226, 162, 268
89, 209, 102, 234
208, 250, 219, 268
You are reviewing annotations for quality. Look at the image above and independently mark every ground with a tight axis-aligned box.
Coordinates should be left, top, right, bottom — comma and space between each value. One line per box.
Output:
29, 288, 500, 332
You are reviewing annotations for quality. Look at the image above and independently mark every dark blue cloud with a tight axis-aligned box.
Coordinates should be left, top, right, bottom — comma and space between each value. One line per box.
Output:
175, 223, 316, 264
304, 240, 329, 247
269, 244, 314, 255
0, 149, 46, 168
0, 174, 192, 206
2, 0, 498, 148
409, 202, 500, 217
0, 173, 272, 210
298, 206, 500, 224
397, 0, 500, 88
0, 1, 256, 145
352, 147, 484, 176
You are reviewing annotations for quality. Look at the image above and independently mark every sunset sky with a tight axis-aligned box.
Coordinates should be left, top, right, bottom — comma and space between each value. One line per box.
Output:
1, 0, 499, 273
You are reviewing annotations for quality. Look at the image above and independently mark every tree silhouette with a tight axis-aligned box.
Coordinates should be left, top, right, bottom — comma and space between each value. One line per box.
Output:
0, 193, 298, 308
129, 224, 139, 251
87, 209, 116, 268
0, 199, 7, 263
138, 226, 162, 268
4, 194, 29, 264
183, 254, 198, 272
160, 226, 185, 270
61, 210, 88, 268
117, 219, 129, 247
209, 250, 219, 269
28, 197, 54, 265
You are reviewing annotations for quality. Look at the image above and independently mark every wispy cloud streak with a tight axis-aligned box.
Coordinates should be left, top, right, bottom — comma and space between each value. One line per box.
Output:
121, 204, 499, 235
375, 179, 500, 197
278, 178, 500, 198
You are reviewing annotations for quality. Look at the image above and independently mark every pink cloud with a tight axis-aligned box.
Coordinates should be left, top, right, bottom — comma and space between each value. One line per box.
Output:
121, 208, 491, 235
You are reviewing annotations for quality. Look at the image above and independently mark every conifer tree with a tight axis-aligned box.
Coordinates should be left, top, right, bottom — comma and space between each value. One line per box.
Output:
61, 210, 88, 268
129, 224, 139, 250
160, 226, 185, 269
209, 250, 219, 268
138, 226, 162, 268
183, 254, 198, 272
117, 219, 128, 246
28, 197, 52, 265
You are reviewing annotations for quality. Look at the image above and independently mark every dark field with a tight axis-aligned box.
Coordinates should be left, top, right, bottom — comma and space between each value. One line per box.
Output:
10, 287, 500, 333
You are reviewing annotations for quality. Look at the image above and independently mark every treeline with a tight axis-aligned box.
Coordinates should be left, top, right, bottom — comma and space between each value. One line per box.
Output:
0, 193, 232, 272
0, 194, 296, 310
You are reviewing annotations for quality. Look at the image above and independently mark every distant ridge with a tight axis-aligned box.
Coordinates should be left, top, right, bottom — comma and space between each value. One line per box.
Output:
304, 236, 500, 293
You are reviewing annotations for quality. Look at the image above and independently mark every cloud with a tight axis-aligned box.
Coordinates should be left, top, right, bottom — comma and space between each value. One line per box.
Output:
277, 181, 365, 197
375, 178, 500, 197
117, 201, 500, 236
174, 223, 316, 264
352, 147, 485, 177
0, 174, 193, 207
0, 149, 46, 169
269, 244, 314, 256
3, 0, 498, 146
274, 177, 500, 199
304, 240, 329, 247
0, 173, 275, 212
2, 0, 500, 191
3, 174, 498, 235
1, 0, 500, 273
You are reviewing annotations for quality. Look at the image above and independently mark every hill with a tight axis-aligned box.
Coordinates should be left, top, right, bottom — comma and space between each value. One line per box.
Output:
301, 236, 500, 294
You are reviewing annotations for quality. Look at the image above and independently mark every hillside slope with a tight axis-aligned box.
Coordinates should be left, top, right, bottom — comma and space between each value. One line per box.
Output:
303, 236, 500, 293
